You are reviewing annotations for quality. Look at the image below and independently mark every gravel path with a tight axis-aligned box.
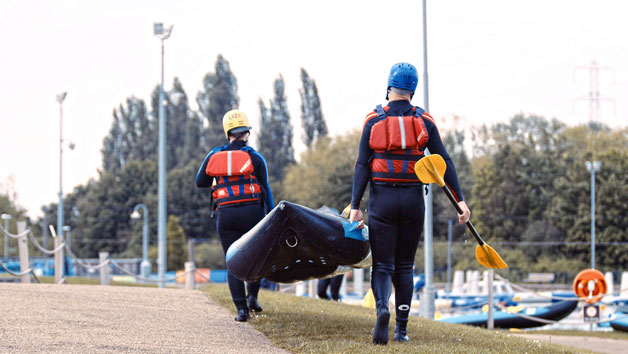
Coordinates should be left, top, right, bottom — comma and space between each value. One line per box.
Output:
515, 333, 628, 354
0, 283, 289, 353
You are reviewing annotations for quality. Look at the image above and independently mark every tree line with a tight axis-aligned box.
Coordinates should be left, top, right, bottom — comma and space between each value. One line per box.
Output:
26, 55, 327, 269
2, 55, 627, 277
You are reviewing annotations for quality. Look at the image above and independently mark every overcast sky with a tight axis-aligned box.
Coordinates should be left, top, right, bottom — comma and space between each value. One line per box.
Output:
1, 0, 626, 218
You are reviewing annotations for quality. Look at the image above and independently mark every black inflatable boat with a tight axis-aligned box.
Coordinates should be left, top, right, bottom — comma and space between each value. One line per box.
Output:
226, 201, 371, 283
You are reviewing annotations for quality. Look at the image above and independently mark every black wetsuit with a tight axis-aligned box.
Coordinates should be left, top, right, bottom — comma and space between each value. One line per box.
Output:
317, 274, 344, 300
196, 140, 274, 311
351, 99, 464, 325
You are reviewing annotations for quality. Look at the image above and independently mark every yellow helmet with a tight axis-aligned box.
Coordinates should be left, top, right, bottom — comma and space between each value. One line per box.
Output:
222, 109, 252, 138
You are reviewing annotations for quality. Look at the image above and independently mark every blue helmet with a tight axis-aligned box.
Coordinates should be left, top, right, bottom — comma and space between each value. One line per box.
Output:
387, 62, 418, 92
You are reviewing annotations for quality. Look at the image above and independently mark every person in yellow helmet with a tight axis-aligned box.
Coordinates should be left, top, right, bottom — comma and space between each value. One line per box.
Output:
196, 109, 274, 322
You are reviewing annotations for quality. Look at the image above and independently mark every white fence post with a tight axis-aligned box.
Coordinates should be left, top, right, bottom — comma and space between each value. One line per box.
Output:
185, 262, 195, 290
353, 268, 364, 295
17, 221, 30, 283
99, 252, 110, 285
487, 269, 494, 329
620, 272, 628, 298
54, 228, 64, 284
296, 281, 306, 296
308, 279, 316, 298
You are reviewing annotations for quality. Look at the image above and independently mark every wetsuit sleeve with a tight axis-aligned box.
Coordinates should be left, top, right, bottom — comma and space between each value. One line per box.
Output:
351, 114, 376, 209
196, 150, 216, 188
250, 150, 274, 213
422, 115, 464, 202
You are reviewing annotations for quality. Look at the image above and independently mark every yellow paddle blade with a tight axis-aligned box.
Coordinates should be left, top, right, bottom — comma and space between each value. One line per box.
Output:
475, 244, 508, 269
414, 154, 447, 187
341, 204, 351, 218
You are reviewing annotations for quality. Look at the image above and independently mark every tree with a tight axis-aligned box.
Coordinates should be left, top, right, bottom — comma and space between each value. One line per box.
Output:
196, 55, 239, 149
167, 160, 214, 240
149, 78, 200, 171
299, 68, 327, 147
432, 128, 474, 241
282, 131, 360, 212
49, 160, 159, 258
257, 75, 295, 182
166, 215, 188, 271
0, 179, 28, 235
470, 114, 568, 243
548, 126, 628, 269
102, 96, 151, 173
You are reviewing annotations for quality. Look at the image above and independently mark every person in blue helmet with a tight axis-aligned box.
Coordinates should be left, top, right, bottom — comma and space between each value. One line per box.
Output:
350, 63, 470, 344
196, 109, 274, 322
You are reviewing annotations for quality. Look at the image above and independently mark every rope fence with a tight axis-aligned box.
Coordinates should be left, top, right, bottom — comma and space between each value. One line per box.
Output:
4, 222, 628, 330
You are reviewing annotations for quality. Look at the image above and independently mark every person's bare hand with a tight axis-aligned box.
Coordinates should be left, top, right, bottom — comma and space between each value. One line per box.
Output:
457, 201, 470, 224
349, 209, 365, 228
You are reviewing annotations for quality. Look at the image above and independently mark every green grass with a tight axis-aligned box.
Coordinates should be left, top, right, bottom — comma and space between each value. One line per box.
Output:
530, 329, 628, 341
202, 284, 579, 353
38, 276, 158, 287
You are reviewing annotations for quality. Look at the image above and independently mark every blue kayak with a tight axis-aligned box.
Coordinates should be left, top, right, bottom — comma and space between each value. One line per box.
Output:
226, 201, 370, 283
610, 307, 628, 332
440, 300, 578, 329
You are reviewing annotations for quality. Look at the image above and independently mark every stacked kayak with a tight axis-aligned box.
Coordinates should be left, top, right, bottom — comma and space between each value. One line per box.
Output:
610, 307, 628, 332
226, 201, 371, 283
440, 300, 578, 329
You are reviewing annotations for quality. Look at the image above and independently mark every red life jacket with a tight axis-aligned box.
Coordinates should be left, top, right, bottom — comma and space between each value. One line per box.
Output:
368, 105, 429, 183
206, 148, 262, 206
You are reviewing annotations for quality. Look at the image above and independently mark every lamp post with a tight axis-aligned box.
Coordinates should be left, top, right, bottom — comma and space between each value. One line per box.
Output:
1, 213, 11, 258
420, 0, 436, 319
585, 161, 601, 269
153, 21, 173, 288
56, 92, 67, 256
131, 204, 151, 279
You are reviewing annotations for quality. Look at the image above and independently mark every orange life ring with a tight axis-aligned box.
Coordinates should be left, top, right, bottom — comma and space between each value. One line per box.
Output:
573, 269, 606, 304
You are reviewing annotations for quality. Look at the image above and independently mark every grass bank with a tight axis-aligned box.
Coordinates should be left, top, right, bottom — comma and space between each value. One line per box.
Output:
203, 284, 578, 353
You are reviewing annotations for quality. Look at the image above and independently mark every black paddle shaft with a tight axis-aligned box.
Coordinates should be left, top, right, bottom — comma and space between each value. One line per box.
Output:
439, 184, 485, 246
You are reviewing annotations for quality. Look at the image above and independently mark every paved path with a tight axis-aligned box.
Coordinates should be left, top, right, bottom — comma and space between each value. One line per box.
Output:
0, 283, 289, 353
516, 333, 628, 354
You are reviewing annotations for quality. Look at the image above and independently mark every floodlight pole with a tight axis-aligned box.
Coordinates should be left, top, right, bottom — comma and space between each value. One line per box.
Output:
154, 23, 173, 288
421, 0, 436, 319
585, 161, 601, 269
56, 92, 67, 261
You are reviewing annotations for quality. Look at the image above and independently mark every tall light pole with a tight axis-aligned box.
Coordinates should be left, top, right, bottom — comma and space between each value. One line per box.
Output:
131, 204, 151, 280
1, 213, 11, 257
585, 161, 601, 269
421, 0, 436, 319
56, 92, 67, 253
154, 23, 173, 288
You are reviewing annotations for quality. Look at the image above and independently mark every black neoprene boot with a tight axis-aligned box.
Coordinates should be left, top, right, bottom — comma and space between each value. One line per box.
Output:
235, 307, 250, 322
248, 295, 263, 313
372, 301, 390, 345
394, 320, 410, 342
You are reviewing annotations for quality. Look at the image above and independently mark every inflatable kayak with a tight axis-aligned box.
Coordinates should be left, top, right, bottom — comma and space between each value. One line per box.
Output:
226, 201, 371, 283
440, 300, 578, 329
610, 307, 628, 332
